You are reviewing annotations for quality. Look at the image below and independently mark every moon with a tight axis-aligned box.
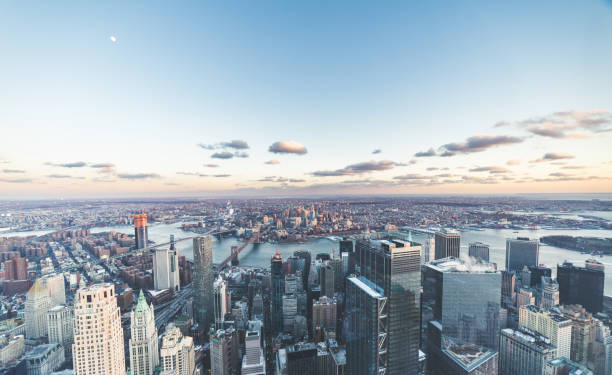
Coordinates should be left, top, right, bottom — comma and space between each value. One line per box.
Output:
109, 36, 117, 43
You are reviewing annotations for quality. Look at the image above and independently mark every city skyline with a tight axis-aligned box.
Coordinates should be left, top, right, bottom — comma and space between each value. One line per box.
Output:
2, 1, 612, 198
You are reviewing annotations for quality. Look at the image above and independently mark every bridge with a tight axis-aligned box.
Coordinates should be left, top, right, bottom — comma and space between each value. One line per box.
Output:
217, 232, 260, 270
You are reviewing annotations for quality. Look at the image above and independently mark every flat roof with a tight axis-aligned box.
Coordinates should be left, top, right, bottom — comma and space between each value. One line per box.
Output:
347, 276, 383, 298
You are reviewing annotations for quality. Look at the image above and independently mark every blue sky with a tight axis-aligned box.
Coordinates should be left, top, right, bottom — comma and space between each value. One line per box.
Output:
1, 1, 611, 198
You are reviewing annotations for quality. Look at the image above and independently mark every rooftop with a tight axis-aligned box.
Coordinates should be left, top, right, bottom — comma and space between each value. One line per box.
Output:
427, 257, 498, 273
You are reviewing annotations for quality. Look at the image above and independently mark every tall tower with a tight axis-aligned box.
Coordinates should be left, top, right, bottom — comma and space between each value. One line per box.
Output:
153, 235, 181, 292
505, 237, 539, 272
557, 260, 604, 313
353, 239, 421, 375
193, 236, 214, 329
210, 328, 239, 375
25, 279, 52, 339
434, 229, 460, 259
160, 327, 195, 375
213, 276, 227, 330
129, 291, 159, 375
47, 304, 74, 358
134, 214, 148, 249
271, 251, 284, 335
73, 283, 125, 375
41, 273, 66, 306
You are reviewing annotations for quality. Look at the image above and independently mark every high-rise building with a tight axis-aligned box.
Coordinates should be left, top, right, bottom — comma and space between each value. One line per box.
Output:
320, 264, 334, 298
557, 260, 604, 313
517, 288, 536, 309
528, 265, 552, 288
242, 329, 265, 375
129, 291, 159, 375
505, 237, 539, 272
544, 357, 593, 375
353, 239, 421, 374
499, 328, 556, 375
134, 214, 149, 249
540, 277, 560, 310
25, 279, 52, 339
468, 242, 490, 262
501, 270, 516, 308
153, 235, 180, 292
559, 304, 598, 365
213, 276, 227, 330
285, 342, 318, 375
271, 251, 284, 335
312, 296, 337, 340
294, 251, 311, 291
3, 256, 28, 281
23, 343, 64, 375
160, 327, 195, 375
345, 276, 387, 375
421, 236, 435, 265
40, 273, 66, 306
192, 236, 214, 329
210, 328, 239, 375
46, 304, 73, 358
434, 229, 460, 259
282, 294, 298, 333
518, 305, 572, 358
423, 257, 501, 350
73, 283, 125, 375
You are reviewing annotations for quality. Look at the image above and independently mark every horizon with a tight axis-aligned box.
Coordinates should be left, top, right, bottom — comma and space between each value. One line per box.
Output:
2, 1, 612, 198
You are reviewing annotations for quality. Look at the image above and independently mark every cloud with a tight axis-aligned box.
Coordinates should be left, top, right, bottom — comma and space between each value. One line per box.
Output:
372, 149, 382, 154
289, 178, 305, 183
561, 165, 586, 170
46, 174, 85, 179
0, 178, 32, 183
198, 139, 250, 150
312, 160, 403, 177
213, 174, 231, 178
409, 159, 417, 165
0, 159, 10, 164
426, 167, 439, 171
110, 36, 117, 43
506, 160, 520, 166
211, 151, 235, 159
549, 172, 573, 177
530, 153, 574, 163
204, 164, 219, 168
176, 172, 208, 177
45, 161, 87, 168
468, 166, 511, 174
117, 173, 161, 180
497, 110, 612, 138
164, 182, 180, 186
265, 160, 280, 165
2, 169, 25, 173
268, 141, 308, 155
439, 135, 523, 155
90, 163, 114, 168
234, 152, 249, 158
414, 148, 437, 157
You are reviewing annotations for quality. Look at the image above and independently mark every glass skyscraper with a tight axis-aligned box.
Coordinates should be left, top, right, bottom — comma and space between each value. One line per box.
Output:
192, 236, 214, 330
505, 237, 539, 272
271, 251, 284, 335
434, 229, 460, 259
557, 260, 604, 313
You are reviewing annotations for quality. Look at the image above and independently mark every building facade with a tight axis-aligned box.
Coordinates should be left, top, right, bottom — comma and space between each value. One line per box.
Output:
129, 291, 159, 375
25, 279, 52, 339
192, 236, 214, 329
160, 327, 195, 375
271, 251, 284, 335
434, 230, 460, 259
505, 237, 539, 272
499, 328, 556, 375
134, 214, 148, 249
23, 343, 64, 375
46, 304, 74, 358
153, 235, 180, 292
518, 305, 572, 359
557, 261, 604, 314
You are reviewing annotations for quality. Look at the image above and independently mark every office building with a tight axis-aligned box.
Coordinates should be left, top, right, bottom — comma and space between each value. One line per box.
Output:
40, 273, 66, 306
345, 276, 387, 375
434, 229, 460, 259
160, 327, 195, 375
213, 276, 227, 330
0, 334, 25, 366
518, 305, 572, 358
501, 271, 516, 308
517, 288, 536, 309
560, 304, 598, 365
286, 342, 318, 375
423, 257, 501, 350
499, 328, 556, 375
193, 236, 214, 329
134, 213, 148, 249
241, 330, 265, 375
153, 235, 180, 292
294, 250, 311, 291
528, 265, 552, 288
540, 277, 560, 310
25, 279, 52, 339
544, 357, 592, 375
353, 239, 421, 375
468, 242, 490, 262
46, 304, 73, 358
210, 328, 239, 375
313, 296, 337, 340
271, 251, 284, 335
421, 235, 435, 265
557, 260, 604, 313
129, 291, 159, 375
23, 343, 64, 375
505, 237, 539, 272
73, 283, 125, 375
320, 264, 335, 298
282, 294, 298, 333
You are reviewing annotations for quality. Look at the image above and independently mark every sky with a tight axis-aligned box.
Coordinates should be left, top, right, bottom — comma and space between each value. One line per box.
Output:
1, 1, 612, 199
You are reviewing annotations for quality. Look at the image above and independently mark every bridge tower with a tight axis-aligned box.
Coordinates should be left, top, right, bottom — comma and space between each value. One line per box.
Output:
230, 245, 239, 266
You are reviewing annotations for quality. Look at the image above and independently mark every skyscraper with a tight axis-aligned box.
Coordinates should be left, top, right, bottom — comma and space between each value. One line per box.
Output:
434, 229, 460, 259
241, 329, 265, 375
468, 242, 490, 262
46, 304, 73, 358
557, 260, 604, 313
320, 264, 335, 298
499, 328, 556, 375
213, 276, 227, 330
210, 328, 239, 375
518, 305, 572, 358
153, 235, 180, 292
134, 214, 149, 249
40, 273, 66, 306
25, 279, 51, 339
73, 283, 125, 375
193, 236, 214, 329
421, 235, 435, 265
271, 251, 284, 335
312, 296, 337, 340
160, 327, 195, 375
129, 291, 159, 375
505, 237, 539, 272
353, 239, 421, 375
